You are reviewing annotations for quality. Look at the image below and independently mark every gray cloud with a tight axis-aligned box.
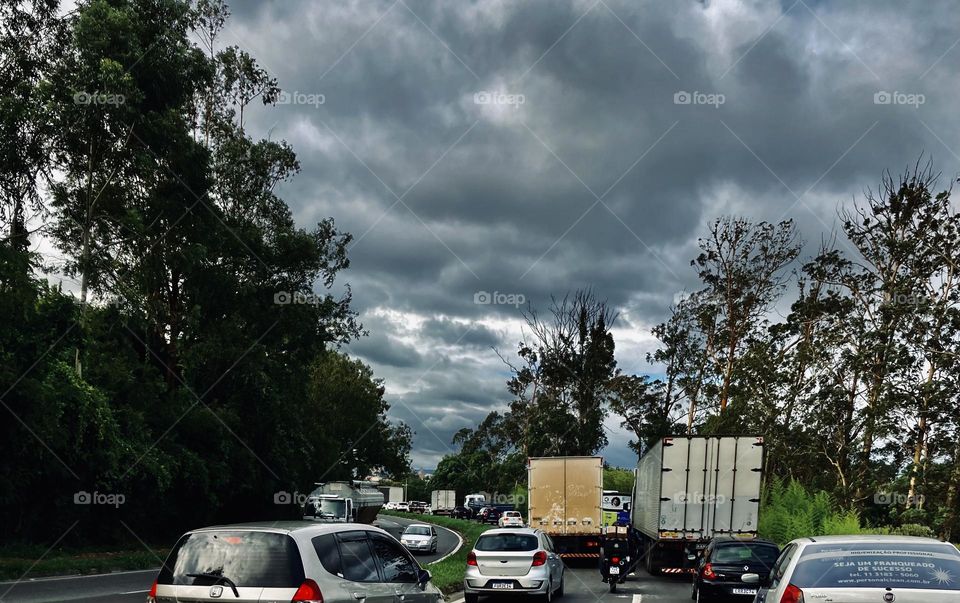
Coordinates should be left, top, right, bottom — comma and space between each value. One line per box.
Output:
224, 0, 960, 468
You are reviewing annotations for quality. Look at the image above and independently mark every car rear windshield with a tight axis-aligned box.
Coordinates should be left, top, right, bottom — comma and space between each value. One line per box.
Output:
157, 531, 305, 588
792, 543, 960, 590
713, 543, 780, 565
475, 534, 538, 552
405, 527, 431, 536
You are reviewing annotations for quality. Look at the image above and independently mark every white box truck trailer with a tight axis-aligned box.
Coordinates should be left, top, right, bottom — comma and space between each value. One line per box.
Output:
631, 435, 764, 574
430, 489, 456, 515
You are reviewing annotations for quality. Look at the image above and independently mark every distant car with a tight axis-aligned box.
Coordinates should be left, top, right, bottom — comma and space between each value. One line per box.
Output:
451, 506, 472, 520
692, 536, 779, 602
498, 510, 524, 528
383, 501, 398, 510
409, 501, 429, 514
464, 528, 564, 603
477, 507, 502, 524
395, 502, 410, 512
748, 535, 960, 603
146, 521, 440, 603
400, 523, 439, 555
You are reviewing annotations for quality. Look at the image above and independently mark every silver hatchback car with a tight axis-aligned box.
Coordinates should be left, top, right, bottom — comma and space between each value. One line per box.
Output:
464, 527, 564, 603
749, 535, 960, 603
147, 521, 443, 603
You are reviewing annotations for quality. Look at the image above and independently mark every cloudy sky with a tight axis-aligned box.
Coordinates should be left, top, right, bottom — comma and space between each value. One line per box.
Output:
216, 0, 960, 469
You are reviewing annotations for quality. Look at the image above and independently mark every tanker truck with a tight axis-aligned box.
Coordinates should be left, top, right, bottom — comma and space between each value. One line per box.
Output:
302, 481, 385, 523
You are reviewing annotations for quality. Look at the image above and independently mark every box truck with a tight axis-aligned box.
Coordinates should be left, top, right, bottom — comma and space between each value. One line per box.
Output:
528, 456, 603, 559
601, 491, 631, 526
379, 485, 404, 504
430, 489, 456, 515
631, 435, 764, 574
303, 481, 384, 523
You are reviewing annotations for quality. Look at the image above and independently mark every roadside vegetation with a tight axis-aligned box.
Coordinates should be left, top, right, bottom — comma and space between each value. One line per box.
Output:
0, 545, 167, 581
382, 511, 492, 594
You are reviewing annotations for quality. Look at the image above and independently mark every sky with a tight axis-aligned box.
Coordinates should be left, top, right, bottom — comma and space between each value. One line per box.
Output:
176, 0, 960, 470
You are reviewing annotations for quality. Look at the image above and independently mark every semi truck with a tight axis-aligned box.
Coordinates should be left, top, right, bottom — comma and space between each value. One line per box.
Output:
430, 489, 456, 515
631, 435, 764, 574
379, 485, 404, 504
528, 456, 604, 559
303, 481, 385, 523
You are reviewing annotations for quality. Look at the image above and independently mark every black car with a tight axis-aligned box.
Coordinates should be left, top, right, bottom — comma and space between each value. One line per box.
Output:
692, 537, 779, 603
451, 506, 472, 519
475, 506, 502, 524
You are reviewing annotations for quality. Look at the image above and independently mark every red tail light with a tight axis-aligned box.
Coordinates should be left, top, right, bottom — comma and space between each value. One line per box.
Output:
467, 551, 478, 566
780, 584, 804, 603
532, 551, 548, 566
702, 563, 716, 579
146, 580, 157, 603
292, 579, 324, 602
611, 557, 620, 565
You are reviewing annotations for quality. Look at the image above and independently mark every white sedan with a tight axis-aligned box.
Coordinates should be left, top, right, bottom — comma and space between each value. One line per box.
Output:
498, 510, 524, 528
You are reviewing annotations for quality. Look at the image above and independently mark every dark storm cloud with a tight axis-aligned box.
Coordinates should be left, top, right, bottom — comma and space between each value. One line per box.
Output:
224, 0, 960, 467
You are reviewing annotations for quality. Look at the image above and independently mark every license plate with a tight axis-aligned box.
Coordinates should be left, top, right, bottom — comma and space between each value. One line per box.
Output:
491, 582, 514, 590
609, 567, 620, 575
733, 588, 757, 595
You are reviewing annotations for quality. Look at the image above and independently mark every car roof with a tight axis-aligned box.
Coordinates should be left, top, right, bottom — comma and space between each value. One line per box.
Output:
186, 521, 391, 537
479, 527, 539, 536
711, 536, 778, 546
405, 524, 433, 529
792, 535, 947, 544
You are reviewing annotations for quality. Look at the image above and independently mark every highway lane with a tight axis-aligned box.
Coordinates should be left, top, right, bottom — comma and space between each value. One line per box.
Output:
462, 565, 694, 603
0, 516, 459, 603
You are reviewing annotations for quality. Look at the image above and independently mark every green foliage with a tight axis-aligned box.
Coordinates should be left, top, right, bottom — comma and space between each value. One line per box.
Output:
759, 478, 870, 544
603, 467, 634, 494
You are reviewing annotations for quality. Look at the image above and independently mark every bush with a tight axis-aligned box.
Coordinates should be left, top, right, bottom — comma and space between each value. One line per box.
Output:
759, 478, 867, 544
891, 523, 935, 538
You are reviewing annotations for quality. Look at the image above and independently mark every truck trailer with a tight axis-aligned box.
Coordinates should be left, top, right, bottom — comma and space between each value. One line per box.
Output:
631, 435, 764, 574
379, 485, 404, 504
528, 456, 603, 559
430, 489, 456, 515
303, 481, 385, 523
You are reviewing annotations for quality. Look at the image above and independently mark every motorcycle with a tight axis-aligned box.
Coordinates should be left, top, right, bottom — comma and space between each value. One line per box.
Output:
600, 526, 639, 593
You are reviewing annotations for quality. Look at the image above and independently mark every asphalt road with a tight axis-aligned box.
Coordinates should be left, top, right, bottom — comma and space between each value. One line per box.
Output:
0, 516, 459, 603
464, 566, 693, 603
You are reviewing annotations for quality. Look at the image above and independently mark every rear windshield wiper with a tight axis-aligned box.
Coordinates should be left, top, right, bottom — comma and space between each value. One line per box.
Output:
186, 572, 240, 598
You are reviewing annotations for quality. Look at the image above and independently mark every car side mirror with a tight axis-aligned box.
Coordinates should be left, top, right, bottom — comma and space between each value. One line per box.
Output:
417, 569, 432, 588
741, 573, 761, 584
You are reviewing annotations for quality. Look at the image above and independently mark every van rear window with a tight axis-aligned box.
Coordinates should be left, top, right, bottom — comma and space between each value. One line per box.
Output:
792, 543, 960, 590
158, 531, 304, 588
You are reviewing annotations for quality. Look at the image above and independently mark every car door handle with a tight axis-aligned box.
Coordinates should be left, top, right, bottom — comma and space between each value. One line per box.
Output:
352, 593, 367, 600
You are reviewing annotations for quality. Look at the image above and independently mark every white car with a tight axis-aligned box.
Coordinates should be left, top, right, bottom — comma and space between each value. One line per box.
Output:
464, 528, 564, 602
395, 502, 410, 512
498, 510, 524, 528
400, 524, 438, 554
383, 501, 398, 510
748, 535, 960, 603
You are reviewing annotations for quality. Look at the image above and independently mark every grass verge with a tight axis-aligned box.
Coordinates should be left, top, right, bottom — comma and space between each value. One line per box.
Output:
381, 511, 492, 595
0, 545, 167, 581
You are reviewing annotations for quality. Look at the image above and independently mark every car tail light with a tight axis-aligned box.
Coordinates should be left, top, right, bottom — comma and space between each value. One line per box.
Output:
292, 579, 324, 602
146, 580, 157, 603
702, 563, 717, 579
467, 551, 478, 566
532, 551, 548, 566
780, 584, 804, 603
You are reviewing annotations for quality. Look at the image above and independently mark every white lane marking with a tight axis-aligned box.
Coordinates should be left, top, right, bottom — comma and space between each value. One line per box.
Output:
120, 590, 149, 594
428, 524, 464, 566
632, 595, 643, 603
0, 568, 158, 585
